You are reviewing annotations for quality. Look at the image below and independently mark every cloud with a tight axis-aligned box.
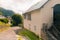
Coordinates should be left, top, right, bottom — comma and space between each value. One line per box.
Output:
0, 0, 41, 14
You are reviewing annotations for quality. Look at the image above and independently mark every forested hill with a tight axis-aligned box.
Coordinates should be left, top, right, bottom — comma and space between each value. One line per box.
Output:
0, 7, 14, 17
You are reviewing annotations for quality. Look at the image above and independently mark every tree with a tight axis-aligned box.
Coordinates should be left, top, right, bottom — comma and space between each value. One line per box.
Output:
11, 14, 23, 26
0, 12, 3, 15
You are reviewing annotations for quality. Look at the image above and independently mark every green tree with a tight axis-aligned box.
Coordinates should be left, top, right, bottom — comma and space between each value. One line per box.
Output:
0, 12, 3, 15
11, 14, 23, 26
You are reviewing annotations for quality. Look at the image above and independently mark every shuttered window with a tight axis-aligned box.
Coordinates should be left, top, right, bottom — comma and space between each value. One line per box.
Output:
23, 12, 31, 20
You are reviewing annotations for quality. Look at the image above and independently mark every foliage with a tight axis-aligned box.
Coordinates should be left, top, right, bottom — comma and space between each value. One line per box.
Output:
0, 22, 10, 27
0, 12, 3, 15
0, 18, 9, 23
0, 22, 10, 32
11, 14, 23, 26
18, 29, 41, 40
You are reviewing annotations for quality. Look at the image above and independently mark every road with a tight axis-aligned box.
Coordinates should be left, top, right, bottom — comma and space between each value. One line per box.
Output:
0, 27, 29, 40
0, 28, 17, 40
12, 27, 29, 40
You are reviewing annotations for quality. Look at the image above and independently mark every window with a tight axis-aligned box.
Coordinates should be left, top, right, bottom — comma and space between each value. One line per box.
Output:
34, 26, 36, 31
42, 23, 48, 32
23, 14, 26, 19
27, 13, 31, 20
23, 12, 31, 20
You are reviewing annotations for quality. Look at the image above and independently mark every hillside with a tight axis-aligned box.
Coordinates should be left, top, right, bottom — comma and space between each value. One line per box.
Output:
0, 7, 14, 17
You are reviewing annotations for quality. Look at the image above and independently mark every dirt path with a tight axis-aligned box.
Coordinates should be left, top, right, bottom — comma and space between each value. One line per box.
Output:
12, 27, 29, 40
0, 27, 29, 40
0, 28, 17, 40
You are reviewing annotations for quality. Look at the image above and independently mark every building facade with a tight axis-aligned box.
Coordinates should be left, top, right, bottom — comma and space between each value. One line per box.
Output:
23, 0, 60, 38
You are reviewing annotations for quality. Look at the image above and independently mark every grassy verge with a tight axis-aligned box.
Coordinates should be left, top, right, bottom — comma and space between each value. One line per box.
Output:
18, 29, 42, 40
0, 22, 10, 32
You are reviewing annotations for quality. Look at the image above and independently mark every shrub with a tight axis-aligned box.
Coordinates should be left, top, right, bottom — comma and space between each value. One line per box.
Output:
0, 22, 10, 32
0, 18, 9, 23
0, 22, 10, 27
0, 12, 3, 15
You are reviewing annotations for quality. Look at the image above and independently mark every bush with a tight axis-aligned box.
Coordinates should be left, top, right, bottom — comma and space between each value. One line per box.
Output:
11, 14, 23, 26
0, 12, 3, 15
0, 18, 9, 23
0, 22, 10, 32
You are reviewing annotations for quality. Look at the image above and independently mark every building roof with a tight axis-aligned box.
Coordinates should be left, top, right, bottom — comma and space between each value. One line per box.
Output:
23, 0, 49, 13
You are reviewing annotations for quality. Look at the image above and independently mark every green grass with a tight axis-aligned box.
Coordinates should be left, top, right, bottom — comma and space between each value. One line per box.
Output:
18, 29, 42, 40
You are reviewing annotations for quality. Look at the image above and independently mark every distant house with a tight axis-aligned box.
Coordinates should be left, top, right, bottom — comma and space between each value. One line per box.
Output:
0, 15, 11, 24
23, 0, 60, 39
0, 15, 6, 19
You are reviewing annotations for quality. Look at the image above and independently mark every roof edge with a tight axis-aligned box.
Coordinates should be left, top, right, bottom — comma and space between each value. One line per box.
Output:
23, 0, 50, 14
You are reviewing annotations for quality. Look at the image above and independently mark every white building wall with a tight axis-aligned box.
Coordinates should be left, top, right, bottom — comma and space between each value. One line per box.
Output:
24, 0, 60, 37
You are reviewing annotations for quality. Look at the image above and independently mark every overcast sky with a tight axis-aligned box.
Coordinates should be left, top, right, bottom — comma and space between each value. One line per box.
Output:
0, 0, 41, 14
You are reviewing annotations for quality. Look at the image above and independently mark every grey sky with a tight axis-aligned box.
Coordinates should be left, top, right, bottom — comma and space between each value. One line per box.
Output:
0, 0, 45, 14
